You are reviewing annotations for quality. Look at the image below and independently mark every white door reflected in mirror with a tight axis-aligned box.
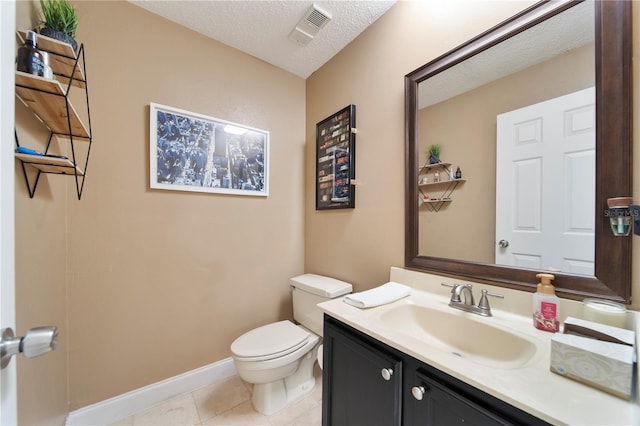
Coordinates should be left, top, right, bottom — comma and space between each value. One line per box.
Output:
495, 87, 595, 275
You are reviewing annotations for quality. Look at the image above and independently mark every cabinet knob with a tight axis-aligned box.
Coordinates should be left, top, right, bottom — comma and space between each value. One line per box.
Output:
380, 368, 394, 381
411, 386, 426, 401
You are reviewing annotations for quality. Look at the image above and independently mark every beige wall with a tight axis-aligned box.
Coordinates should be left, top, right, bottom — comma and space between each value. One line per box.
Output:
305, 1, 537, 291
419, 44, 594, 262
14, 108, 69, 426
15, 0, 305, 417
14, 2, 69, 425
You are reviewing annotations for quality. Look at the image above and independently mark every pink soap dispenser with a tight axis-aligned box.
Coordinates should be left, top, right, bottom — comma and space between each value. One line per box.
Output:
533, 273, 560, 332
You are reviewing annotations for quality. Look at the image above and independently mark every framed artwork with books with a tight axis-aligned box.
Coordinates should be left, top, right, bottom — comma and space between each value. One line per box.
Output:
315, 105, 356, 210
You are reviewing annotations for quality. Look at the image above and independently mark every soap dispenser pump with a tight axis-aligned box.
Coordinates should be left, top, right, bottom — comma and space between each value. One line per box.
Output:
533, 273, 560, 332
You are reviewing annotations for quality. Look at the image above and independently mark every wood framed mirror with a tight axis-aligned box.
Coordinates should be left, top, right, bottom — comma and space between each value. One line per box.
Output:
405, 0, 632, 303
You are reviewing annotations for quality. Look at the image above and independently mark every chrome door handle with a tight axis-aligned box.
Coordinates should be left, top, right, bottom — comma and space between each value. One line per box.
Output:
498, 239, 509, 248
0, 326, 58, 369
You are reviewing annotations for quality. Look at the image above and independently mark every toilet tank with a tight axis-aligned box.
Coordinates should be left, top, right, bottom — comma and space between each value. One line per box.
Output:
290, 274, 352, 336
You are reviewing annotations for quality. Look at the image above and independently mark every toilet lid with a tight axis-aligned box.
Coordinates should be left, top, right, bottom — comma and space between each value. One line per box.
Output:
231, 320, 310, 360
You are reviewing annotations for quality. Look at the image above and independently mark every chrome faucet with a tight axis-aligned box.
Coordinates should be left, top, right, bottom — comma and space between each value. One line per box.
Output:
441, 283, 503, 317
452, 284, 474, 306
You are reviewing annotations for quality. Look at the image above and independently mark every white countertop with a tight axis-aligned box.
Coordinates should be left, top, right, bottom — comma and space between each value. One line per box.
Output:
318, 267, 640, 426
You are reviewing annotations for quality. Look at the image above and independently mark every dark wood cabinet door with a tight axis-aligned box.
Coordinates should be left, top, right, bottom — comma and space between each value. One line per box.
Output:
409, 370, 513, 426
323, 318, 402, 426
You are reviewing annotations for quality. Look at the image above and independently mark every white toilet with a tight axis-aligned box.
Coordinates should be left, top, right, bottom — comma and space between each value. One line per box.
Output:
230, 274, 352, 415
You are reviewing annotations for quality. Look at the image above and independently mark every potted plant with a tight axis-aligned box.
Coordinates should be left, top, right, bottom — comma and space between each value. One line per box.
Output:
428, 144, 441, 164
38, 0, 79, 52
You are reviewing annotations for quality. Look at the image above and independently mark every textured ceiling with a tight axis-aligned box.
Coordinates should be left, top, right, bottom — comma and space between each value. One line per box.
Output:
419, 2, 594, 108
129, 0, 396, 79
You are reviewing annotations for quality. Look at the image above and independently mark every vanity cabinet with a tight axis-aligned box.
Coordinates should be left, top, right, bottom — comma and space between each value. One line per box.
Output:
322, 316, 550, 426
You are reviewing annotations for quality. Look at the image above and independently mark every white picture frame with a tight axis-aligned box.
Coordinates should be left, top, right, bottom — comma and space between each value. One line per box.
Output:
150, 103, 269, 196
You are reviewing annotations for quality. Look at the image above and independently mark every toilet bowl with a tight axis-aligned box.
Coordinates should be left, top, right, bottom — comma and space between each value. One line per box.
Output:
231, 320, 320, 415
317, 344, 324, 370
230, 274, 352, 415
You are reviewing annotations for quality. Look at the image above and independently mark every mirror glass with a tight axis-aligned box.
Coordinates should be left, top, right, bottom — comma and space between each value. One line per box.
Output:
418, 2, 595, 275
405, 0, 632, 303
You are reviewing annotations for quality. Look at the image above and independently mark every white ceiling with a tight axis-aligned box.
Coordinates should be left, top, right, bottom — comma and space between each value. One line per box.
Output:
129, 0, 396, 79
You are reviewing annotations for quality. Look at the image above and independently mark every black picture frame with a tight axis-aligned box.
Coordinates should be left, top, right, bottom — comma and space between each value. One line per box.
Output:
315, 105, 356, 210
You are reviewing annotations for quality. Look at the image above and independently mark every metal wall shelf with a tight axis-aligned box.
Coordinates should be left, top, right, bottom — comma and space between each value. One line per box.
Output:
14, 31, 92, 200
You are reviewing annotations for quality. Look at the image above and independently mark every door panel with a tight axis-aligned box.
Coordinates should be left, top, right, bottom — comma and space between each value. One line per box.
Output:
496, 87, 595, 275
410, 371, 512, 426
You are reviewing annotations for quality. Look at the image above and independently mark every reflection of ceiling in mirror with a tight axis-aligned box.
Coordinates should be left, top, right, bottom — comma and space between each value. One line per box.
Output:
418, 2, 594, 109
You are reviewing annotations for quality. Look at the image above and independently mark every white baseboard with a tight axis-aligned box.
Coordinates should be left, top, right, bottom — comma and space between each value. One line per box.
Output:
65, 357, 236, 426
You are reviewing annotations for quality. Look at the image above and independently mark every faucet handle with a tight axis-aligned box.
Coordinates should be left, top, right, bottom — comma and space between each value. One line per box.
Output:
440, 283, 457, 300
478, 289, 504, 314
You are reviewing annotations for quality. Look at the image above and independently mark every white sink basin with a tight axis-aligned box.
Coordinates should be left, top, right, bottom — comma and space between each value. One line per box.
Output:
377, 303, 538, 369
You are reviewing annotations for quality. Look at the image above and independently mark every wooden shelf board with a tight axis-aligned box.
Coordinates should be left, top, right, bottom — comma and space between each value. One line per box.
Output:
419, 178, 466, 187
422, 199, 452, 204
420, 162, 452, 170
17, 30, 75, 57
15, 152, 84, 176
15, 71, 90, 138
54, 134, 91, 142
17, 30, 85, 88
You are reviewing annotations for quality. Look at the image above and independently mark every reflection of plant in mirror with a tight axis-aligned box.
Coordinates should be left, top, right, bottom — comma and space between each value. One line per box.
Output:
428, 144, 441, 164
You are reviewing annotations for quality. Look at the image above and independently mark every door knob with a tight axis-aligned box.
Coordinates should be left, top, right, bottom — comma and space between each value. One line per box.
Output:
380, 368, 394, 381
498, 239, 509, 248
412, 386, 426, 400
0, 326, 58, 369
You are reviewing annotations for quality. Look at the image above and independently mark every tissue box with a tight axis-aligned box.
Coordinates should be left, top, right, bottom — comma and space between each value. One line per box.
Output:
550, 317, 636, 400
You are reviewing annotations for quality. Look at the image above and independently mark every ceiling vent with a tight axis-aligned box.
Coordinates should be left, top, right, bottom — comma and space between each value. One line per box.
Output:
288, 4, 332, 46
304, 5, 332, 30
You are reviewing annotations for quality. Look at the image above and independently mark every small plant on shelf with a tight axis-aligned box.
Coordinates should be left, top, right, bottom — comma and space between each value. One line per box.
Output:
38, 0, 79, 52
428, 144, 441, 164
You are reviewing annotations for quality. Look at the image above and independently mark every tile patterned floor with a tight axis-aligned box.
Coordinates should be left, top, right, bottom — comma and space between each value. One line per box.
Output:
109, 366, 323, 426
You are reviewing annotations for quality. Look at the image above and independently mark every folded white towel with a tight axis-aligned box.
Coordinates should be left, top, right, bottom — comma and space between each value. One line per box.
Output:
343, 282, 412, 308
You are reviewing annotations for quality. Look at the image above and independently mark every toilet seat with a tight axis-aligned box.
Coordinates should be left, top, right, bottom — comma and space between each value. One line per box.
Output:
231, 320, 311, 362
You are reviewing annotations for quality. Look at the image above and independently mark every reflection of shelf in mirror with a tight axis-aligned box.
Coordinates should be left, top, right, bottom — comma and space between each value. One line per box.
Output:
418, 163, 451, 174
15, 152, 84, 175
423, 200, 452, 205
422, 163, 451, 169
421, 197, 452, 212
419, 178, 466, 187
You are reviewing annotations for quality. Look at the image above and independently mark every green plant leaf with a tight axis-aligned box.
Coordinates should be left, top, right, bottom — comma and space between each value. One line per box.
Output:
39, 0, 78, 37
